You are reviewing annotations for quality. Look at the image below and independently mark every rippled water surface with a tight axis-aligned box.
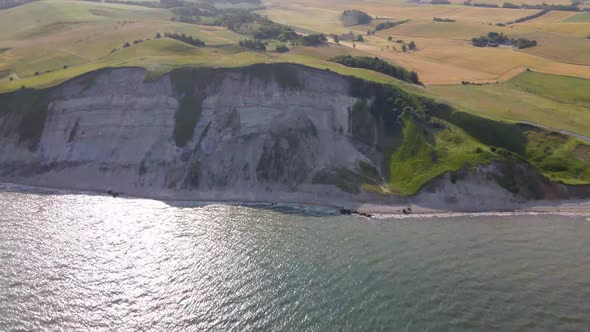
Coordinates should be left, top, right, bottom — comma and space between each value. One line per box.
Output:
1, 191, 590, 331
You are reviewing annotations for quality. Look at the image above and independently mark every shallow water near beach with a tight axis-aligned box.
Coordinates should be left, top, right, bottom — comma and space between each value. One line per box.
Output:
1, 190, 590, 331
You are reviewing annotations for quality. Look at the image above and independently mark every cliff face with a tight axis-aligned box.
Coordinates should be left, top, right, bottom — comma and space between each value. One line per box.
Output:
0, 64, 587, 210
0, 65, 391, 202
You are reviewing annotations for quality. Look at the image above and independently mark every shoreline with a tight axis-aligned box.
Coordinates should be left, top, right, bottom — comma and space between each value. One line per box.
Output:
2, 182, 590, 218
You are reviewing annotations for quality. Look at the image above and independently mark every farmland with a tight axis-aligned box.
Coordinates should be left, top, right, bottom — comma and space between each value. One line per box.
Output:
1, 0, 589, 140
428, 71, 590, 137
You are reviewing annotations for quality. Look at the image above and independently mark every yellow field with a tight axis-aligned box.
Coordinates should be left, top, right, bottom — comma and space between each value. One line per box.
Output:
0, 0, 249, 87
330, 33, 590, 84
2, 0, 590, 90
375, 19, 510, 39
259, 3, 345, 34
511, 31, 590, 65
261, 0, 590, 85
446, 0, 574, 5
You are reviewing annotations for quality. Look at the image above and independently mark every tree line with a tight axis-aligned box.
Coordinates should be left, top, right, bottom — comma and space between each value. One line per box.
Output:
464, 1, 580, 11
472, 32, 537, 49
239, 39, 266, 51
164, 32, 206, 47
433, 17, 456, 22
331, 55, 421, 85
214, 12, 300, 43
374, 20, 409, 32
502, 9, 551, 25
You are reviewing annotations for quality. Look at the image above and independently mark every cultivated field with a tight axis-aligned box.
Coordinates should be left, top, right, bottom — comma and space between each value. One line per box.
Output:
262, 0, 590, 85
1, 0, 590, 139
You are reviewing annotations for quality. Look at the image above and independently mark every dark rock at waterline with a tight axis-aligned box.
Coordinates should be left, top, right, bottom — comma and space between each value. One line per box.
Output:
107, 190, 121, 198
340, 208, 372, 218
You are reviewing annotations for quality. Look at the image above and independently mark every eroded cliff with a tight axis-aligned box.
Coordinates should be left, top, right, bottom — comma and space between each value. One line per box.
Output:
0, 64, 588, 211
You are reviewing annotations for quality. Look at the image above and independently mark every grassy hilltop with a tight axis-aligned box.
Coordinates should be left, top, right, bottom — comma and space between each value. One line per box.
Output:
0, 0, 590, 195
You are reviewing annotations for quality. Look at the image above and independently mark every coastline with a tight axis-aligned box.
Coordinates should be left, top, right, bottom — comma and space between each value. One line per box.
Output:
2, 181, 590, 218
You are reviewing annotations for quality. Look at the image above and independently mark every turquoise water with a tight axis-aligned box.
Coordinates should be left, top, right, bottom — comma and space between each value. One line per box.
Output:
1, 190, 589, 331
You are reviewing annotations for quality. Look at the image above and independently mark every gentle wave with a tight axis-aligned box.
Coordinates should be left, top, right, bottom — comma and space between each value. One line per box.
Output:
1, 191, 589, 331
1, 182, 589, 219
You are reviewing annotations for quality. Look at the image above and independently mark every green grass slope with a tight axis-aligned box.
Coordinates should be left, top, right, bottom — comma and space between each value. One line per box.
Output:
427, 71, 590, 137
510, 71, 590, 108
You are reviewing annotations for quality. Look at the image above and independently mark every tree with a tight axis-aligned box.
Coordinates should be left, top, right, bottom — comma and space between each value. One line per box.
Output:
9, 77, 13, 81
155, 32, 162, 39
340, 9, 372, 26
375, 20, 409, 32
333, 35, 340, 44
239, 39, 266, 51
356, 34, 364, 42
402, 44, 407, 52
300, 34, 327, 46
410, 71, 419, 84
63, 65, 68, 69
408, 41, 416, 50
123, 42, 131, 48
388, 36, 393, 41
164, 32, 206, 47
275, 44, 289, 53
330, 55, 422, 85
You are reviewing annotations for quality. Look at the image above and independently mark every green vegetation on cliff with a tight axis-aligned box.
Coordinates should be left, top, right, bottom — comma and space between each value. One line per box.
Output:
524, 129, 590, 184
0, 88, 50, 151
389, 116, 492, 195
170, 67, 225, 147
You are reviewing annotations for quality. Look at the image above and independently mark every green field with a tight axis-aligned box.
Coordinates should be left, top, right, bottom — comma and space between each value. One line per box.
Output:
510, 71, 590, 107
428, 71, 590, 137
564, 13, 590, 22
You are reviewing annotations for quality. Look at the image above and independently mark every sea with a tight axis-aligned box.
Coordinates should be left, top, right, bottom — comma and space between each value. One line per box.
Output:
1, 188, 589, 331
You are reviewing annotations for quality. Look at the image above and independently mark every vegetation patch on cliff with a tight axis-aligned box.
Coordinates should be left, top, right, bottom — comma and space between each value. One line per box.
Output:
240, 63, 302, 90
349, 78, 419, 151
524, 130, 590, 184
422, 99, 527, 155
389, 117, 492, 195
0, 88, 50, 151
170, 67, 226, 147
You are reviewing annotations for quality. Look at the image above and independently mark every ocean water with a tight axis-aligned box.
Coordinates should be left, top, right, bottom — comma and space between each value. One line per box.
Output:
1, 190, 589, 331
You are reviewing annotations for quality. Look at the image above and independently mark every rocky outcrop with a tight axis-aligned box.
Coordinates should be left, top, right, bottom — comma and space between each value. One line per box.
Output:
0, 64, 588, 211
